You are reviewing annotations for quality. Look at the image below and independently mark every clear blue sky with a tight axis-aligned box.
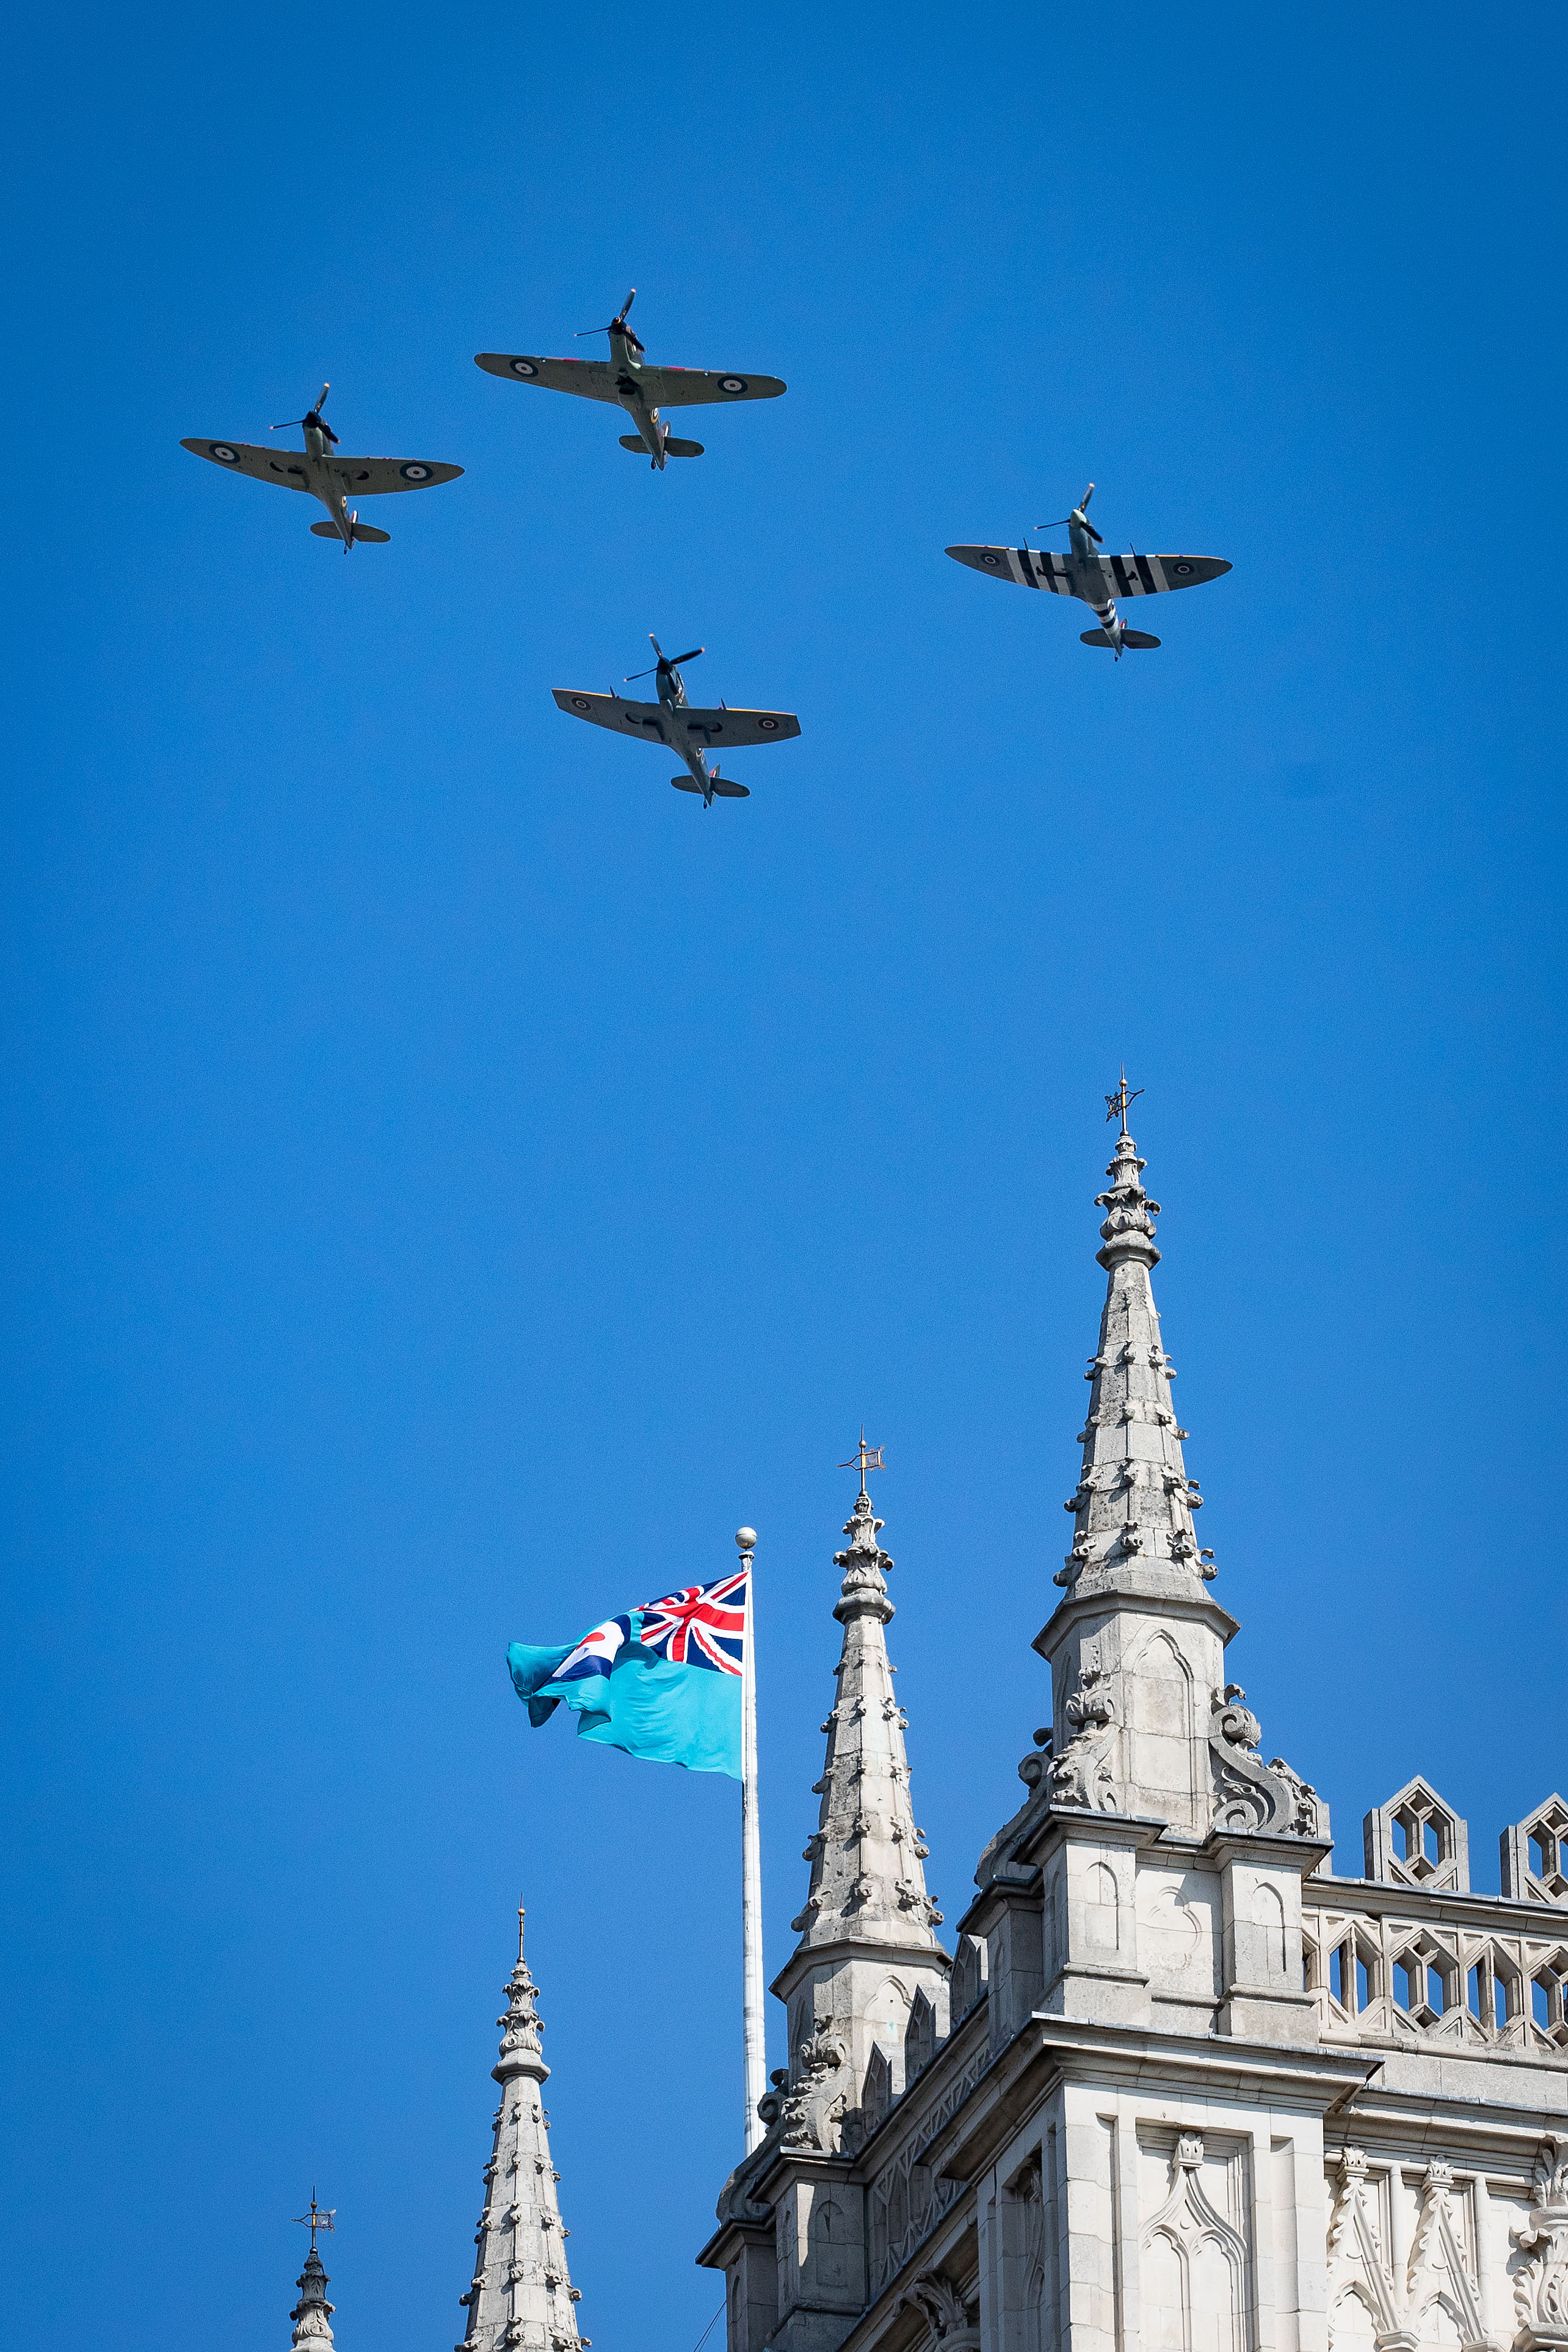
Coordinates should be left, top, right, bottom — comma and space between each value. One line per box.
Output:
2, 2, 1563, 2348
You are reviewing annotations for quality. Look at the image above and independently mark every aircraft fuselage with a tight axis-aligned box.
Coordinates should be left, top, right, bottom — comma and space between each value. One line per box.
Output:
299, 419, 363, 549
608, 327, 669, 468
653, 667, 719, 802
1067, 517, 1127, 654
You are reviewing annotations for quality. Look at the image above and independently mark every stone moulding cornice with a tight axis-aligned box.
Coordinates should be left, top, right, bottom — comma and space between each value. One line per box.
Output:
1204, 1828, 1335, 1875
1304, 1876, 1568, 1938
1031, 1584, 1240, 1663
769, 1931, 954, 2006
919, 2017, 1377, 2187
1315, 2082, 1568, 2161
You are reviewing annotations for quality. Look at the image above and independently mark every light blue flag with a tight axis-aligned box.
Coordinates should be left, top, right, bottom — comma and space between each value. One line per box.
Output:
507, 1568, 748, 1780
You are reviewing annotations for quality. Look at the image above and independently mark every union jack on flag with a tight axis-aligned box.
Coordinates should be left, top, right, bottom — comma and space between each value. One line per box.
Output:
634, 1569, 747, 1674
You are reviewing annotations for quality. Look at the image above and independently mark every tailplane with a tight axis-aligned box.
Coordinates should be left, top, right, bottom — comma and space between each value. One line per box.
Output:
1080, 626, 1158, 649
311, 519, 391, 543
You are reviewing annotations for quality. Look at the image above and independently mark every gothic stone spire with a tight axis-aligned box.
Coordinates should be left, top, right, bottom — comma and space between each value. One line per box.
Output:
457, 1904, 587, 2352
769, 1465, 950, 2134
1034, 1109, 1324, 1845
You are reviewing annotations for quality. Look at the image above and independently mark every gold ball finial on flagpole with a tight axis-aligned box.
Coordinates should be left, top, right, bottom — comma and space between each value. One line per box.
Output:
736, 1527, 757, 1553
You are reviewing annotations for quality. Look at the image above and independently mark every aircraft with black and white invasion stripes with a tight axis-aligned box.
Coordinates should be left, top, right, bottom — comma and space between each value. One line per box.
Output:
476, 289, 786, 473
947, 484, 1230, 656
554, 637, 800, 807
181, 384, 463, 551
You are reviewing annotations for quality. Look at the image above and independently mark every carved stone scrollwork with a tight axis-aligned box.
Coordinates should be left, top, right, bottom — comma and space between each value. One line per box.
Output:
1208, 1685, 1321, 1836
896, 2268, 981, 2352
1050, 1666, 1122, 1811
1514, 2136, 1568, 2351
779, 2033, 848, 2152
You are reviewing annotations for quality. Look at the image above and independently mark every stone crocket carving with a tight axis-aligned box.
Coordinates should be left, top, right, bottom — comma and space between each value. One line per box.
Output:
1514, 2135, 1568, 2351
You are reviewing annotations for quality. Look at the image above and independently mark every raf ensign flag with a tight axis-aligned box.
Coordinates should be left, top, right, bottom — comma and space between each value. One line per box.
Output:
507, 1570, 747, 1779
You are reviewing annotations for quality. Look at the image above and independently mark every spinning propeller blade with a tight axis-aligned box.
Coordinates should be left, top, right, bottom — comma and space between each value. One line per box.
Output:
270, 382, 332, 430
624, 637, 704, 681
1033, 482, 1102, 541
576, 289, 638, 338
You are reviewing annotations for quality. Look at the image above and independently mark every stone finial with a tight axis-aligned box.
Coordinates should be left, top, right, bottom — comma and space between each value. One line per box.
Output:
1094, 1125, 1162, 1272
1362, 1778, 1470, 1893
460, 1898, 588, 2352
291, 2248, 336, 2352
1502, 1795, 1568, 1905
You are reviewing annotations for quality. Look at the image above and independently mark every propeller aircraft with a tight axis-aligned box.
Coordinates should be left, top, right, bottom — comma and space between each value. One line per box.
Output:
554, 637, 800, 806
181, 384, 463, 551
476, 290, 786, 472
946, 484, 1230, 656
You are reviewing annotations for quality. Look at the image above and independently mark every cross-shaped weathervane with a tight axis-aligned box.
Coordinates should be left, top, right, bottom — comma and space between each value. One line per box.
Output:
1105, 1069, 1144, 1134
838, 1428, 885, 1487
292, 2193, 336, 2250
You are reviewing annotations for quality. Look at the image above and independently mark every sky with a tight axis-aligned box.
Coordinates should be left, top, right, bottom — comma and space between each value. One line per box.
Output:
2, 2, 1565, 2349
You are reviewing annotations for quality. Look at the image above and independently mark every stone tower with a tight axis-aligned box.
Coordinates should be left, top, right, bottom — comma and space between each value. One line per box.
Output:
700, 1109, 1568, 2352
456, 1904, 587, 2352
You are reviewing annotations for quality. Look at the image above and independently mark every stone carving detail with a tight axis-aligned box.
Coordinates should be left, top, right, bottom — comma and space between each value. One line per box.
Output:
1363, 1779, 1470, 1895
868, 2045, 990, 2295
779, 2033, 848, 2152
1327, 2149, 1490, 2352
896, 2270, 981, 2352
1514, 2136, 1568, 2351
1141, 2135, 1250, 2352
1502, 1798, 1568, 1907
1050, 1666, 1123, 1810
1208, 1686, 1322, 1837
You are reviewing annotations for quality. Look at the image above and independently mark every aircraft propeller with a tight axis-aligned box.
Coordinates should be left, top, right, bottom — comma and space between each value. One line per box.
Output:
576, 289, 639, 341
270, 384, 338, 441
625, 632, 704, 681
1035, 482, 1102, 542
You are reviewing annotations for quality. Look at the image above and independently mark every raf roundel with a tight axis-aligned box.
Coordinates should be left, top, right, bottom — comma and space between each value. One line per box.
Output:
400, 463, 431, 482
718, 376, 748, 394
511, 358, 539, 379
210, 443, 240, 463
572, 696, 592, 711
981, 552, 1001, 567
757, 716, 780, 732
1174, 561, 1193, 576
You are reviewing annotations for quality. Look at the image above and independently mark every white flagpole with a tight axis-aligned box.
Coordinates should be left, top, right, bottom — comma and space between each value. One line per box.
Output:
737, 1526, 765, 2153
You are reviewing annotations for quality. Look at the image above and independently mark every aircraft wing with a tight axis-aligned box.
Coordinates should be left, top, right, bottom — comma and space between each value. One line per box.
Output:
476, 353, 621, 402
625, 366, 787, 408
554, 691, 670, 736
672, 706, 800, 744
946, 544, 1076, 590
326, 457, 464, 496
1091, 553, 1232, 596
182, 438, 313, 489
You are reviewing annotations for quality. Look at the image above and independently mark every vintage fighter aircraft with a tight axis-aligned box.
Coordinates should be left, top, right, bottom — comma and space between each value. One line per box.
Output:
476, 290, 786, 471
946, 485, 1230, 656
553, 637, 800, 806
181, 384, 463, 551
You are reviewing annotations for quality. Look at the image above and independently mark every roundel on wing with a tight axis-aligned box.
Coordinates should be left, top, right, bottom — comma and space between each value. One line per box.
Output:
211, 443, 240, 463
757, 716, 779, 731
982, 552, 1001, 567
400, 463, 431, 481
512, 358, 539, 378
572, 696, 591, 711
1174, 561, 1192, 576
718, 376, 748, 394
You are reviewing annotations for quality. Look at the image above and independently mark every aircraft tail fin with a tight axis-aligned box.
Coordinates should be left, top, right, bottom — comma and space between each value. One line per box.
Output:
1080, 626, 1159, 648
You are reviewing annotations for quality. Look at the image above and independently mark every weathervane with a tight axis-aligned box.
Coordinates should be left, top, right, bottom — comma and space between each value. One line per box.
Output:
292, 2193, 336, 2250
838, 1428, 885, 1489
1105, 1069, 1143, 1134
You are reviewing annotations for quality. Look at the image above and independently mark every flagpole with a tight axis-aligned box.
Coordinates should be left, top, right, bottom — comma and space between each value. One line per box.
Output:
737, 1525, 764, 2153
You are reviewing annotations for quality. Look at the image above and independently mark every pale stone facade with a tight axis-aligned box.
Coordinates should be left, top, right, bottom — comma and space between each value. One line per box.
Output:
698, 1122, 1568, 2352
